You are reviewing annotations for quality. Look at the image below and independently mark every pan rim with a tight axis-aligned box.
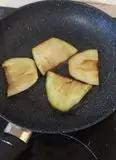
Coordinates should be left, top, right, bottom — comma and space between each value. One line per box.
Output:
31, 133, 98, 160
1, 0, 113, 23
1, 108, 115, 133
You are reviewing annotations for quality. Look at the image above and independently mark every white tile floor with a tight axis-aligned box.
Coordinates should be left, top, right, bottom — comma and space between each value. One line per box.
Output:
0, 0, 116, 8
0, 0, 41, 8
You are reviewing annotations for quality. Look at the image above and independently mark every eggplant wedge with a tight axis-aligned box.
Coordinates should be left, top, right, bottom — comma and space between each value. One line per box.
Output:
46, 71, 92, 112
2, 58, 38, 97
32, 37, 77, 75
68, 49, 99, 85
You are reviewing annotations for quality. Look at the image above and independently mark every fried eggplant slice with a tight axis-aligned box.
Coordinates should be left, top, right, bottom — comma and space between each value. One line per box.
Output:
46, 71, 92, 112
68, 49, 99, 85
32, 37, 77, 75
2, 58, 38, 97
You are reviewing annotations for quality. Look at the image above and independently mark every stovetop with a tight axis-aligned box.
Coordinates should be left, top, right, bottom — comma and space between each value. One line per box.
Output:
0, 7, 116, 160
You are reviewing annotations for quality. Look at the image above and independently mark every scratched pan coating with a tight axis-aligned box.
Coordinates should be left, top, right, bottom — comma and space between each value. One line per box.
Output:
0, 1, 116, 133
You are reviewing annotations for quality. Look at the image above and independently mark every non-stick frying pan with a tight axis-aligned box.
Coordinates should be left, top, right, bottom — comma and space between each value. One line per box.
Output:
17, 134, 97, 160
0, 0, 116, 159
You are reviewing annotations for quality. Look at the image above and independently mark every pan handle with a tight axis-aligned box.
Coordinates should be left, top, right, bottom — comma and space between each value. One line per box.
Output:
0, 133, 27, 160
0, 123, 32, 160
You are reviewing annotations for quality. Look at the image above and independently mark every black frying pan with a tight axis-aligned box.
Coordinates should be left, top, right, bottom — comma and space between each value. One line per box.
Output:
0, 0, 116, 159
17, 134, 97, 160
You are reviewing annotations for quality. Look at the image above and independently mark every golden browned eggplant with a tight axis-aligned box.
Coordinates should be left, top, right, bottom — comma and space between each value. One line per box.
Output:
46, 71, 92, 112
68, 49, 99, 85
2, 58, 38, 97
32, 37, 77, 75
